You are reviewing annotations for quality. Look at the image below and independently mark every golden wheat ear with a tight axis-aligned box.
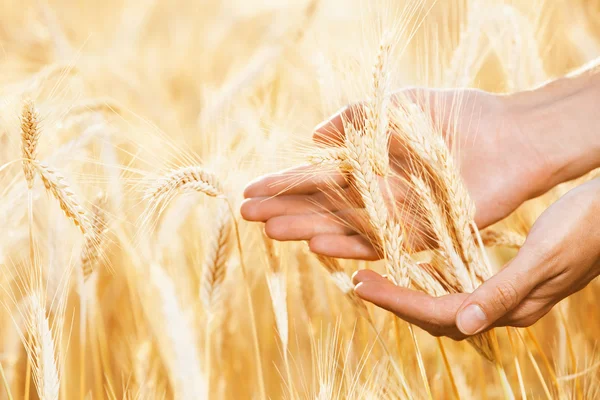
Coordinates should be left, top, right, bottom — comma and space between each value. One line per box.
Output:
80, 192, 109, 280
200, 201, 232, 313
34, 161, 91, 234
21, 99, 42, 189
146, 166, 224, 203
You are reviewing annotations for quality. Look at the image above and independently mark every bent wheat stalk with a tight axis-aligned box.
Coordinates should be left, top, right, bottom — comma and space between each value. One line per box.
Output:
148, 166, 266, 399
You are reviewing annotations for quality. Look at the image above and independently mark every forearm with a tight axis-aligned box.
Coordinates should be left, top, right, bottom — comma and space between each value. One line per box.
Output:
506, 61, 600, 197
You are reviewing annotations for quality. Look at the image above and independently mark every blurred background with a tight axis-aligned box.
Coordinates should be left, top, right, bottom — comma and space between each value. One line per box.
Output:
0, 0, 599, 398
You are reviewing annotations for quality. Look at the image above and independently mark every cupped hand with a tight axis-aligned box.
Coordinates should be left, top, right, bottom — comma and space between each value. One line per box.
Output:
353, 178, 600, 339
241, 88, 552, 259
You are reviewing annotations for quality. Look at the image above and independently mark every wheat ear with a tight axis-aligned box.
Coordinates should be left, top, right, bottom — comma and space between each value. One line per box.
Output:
343, 121, 409, 284
201, 205, 231, 398
315, 255, 369, 316
480, 229, 526, 249
147, 166, 223, 203
308, 147, 350, 171
21, 99, 42, 189
364, 33, 392, 176
201, 204, 232, 399
410, 175, 471, 291
80, 193, 108, 280
200, 201, 232, 313
34, 162, 90, 234
23, 294, 60, 400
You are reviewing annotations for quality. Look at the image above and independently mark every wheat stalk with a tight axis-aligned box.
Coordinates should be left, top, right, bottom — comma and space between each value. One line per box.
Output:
34, 162, 90, 234
149, 263, 207, 399
21, 99, 42, 190
262, 236, 288, 346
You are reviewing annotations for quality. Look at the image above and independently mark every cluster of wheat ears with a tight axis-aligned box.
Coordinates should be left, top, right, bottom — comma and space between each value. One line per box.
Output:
0, 0, 600, 399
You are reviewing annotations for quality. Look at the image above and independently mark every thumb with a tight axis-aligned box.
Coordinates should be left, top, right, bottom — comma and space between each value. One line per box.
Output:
455, 248, 540, 335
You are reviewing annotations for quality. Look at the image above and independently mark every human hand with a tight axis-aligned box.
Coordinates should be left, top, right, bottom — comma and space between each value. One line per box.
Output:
242, 88, 554, 259
352, 178, 600, 339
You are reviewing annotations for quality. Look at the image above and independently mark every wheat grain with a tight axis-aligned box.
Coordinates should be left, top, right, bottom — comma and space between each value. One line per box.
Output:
21, 99, 42, 190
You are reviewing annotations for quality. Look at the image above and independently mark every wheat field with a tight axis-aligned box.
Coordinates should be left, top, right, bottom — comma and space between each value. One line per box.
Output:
0, 0, 599, 399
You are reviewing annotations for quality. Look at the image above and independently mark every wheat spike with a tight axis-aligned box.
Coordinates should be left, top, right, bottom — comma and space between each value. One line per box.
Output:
343, 121, 388, 243
365, 33, 392, 176
411, 175, 472, 291
343, 120, 410, 285
34, 162, 90, 234
21, 99, 42, 189
392, 103, 490, 283
481, 229, 526, 250
80, 192, 109, 280
308, 147, 350, 171
147, 166, 223, 202
23, 294, 60, 400
200, 202, 232, 312
316, 255, 370, 319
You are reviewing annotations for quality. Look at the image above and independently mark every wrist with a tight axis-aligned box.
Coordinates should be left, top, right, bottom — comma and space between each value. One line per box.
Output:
502, 75, 600, 198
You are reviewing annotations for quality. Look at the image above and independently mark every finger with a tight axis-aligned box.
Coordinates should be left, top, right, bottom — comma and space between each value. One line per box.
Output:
244, 165, 347, 198
265, 209, 366, 241
455, 246, 543, 335
313, 104, 364, 145
309, 234, 379, 260
353, 271, 467, 334
241, 189, 351, 222
351, 269, 388, 285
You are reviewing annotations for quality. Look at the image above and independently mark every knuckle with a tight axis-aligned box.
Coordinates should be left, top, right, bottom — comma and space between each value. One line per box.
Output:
491, 281, 520, 313
264, 220, 283, 240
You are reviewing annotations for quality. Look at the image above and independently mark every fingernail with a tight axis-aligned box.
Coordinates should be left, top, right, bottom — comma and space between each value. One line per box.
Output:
351, 270, 359, 281
456, 305, 487, 335
353, 282, 364, 292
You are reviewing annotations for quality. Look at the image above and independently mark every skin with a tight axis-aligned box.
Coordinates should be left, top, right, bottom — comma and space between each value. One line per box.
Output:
241, 66, 600, 338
